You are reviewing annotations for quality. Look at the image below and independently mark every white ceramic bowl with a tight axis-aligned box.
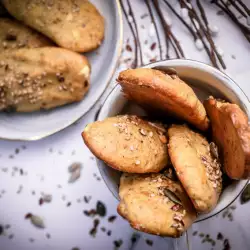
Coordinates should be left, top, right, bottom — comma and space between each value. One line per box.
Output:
96, 59, 250, 222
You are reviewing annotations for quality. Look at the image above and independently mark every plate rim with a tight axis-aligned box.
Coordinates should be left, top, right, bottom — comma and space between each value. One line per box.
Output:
0, 0, 123, 141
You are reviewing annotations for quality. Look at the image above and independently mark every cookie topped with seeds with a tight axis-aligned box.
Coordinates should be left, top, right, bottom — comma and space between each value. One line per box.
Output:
204, 97, 250, 179
117, 68, 209, 131
82, 115, 168, 173
168, 124, 222, 213
0, 47, 90, 112
3, 0, 104, 52
118, 173, 196, 237
0, 18, 53, 52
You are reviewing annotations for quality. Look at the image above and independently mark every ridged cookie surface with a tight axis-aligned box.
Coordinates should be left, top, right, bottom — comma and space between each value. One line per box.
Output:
3, 0, 104, 52
82, 115, 168, 173
0, 18, 53, 52
204, 97, 250, 179
168, 125, 222, 213
118, 173, 197, 237
117, 68, 209, 131
0, 47, 90, 112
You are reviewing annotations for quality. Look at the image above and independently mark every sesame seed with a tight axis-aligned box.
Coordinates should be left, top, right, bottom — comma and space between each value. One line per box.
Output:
135, 160, 140, 165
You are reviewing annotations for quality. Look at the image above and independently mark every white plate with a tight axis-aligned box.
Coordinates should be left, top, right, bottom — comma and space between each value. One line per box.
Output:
0, 0, 123, 141
96, 59, 249, 222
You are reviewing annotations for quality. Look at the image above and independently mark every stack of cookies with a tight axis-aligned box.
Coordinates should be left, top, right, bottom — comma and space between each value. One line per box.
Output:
82, 68, 250, 237
0, 0, 105, 112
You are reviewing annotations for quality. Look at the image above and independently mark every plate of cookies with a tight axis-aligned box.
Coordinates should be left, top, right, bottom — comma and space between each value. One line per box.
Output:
82, 60, 250, 238
0, 0, 122, 140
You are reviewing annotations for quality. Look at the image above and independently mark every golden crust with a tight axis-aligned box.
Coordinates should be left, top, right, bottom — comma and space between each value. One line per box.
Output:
204, 97, 250, 179
3, 0, 105, 52
82, 115, 168, 173
117, 68, 209, 131
168, 125, 222, 213
118, 173, 197, 237
0, 47, 90, 112
0, 18, 53, 52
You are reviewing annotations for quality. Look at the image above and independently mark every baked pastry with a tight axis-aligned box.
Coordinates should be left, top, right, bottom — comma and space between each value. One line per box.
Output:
0, 47, 90, 112
118, 173, 197, 237
117, 68, 209, 131
82, 115, 168, 173
0, 18, 53, 52
168, 124, 222, 213
3, 0, 105, 52
204, 97, 250, 179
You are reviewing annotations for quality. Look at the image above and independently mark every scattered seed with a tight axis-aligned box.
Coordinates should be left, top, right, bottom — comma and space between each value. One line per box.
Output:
83, 196, 91, 203
68, 168, 81, 183
83, 209, 97, 217
101, 227, 106, 232
39, 198, 44, 206
42, 194, 52, 203
108, 215, 117, 223
66, 202, 71, 207
96, 201, 106, 217
217, 232, 223, 240
126, 44, 132, 52
68, 162, 82, 172
199, 233, 204, 238
107, 230, 112, 236
5, 224, 10, 230
163, 188, 182, 205
46, 233, 51, 239
231, 55, 236, 59
25, 213, 32, 219
8, 234, 14, 240
0, 225, 3, 235
145, 239, 153, 246
114, 239, 123, 249
17, 185, 23, 194
20, 169, 23, 175
29, 238, 35, 243
72, 248, 80, 250
192, 231, 198, 236
30, 215, 45, 229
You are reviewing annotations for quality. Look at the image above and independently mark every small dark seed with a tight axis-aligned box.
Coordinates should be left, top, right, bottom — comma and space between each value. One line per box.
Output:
192, 231, 198, 236
0, 225, 3, 235
25, 213, 32, 219
6, 33, 17, 41
107, 230, 112, 236
217, 232, 224, 240
96, 201, 106, 217
145, 239, 153, 246
108, 215, 117, 223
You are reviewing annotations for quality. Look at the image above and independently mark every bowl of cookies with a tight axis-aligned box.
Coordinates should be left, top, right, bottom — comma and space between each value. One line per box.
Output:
82, 59, 250, 238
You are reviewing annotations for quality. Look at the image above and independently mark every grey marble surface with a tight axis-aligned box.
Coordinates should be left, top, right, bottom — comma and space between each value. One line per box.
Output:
1, 1, 250, 250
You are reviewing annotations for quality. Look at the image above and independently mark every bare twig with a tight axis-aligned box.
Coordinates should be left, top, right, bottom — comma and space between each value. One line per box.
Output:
120, 0, 138, 68
236, 0, 250, 16
127, 0, 143, 65
145, 0, 163, 60
227, 0, 248, 18
211, 0, 250, 43
153, 0, 185, 58
163, 0, 197, 40
180, 0, 226, 69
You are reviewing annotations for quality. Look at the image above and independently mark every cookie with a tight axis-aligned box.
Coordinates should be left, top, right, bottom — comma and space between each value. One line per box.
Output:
0, 47, 90, 112
0, 18, 53, 52
168, 125, 222, 213
82, 115, 168, 173
204, 97, 250, 179
3, 0, 104, 52
117, 68, 209, 131
118, 173, 197, 237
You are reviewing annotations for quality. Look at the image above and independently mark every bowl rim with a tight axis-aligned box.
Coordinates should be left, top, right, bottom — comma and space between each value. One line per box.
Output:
95, 59, 250, 223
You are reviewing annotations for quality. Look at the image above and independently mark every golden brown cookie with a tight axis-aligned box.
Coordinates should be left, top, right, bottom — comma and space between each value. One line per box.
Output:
168, 125, 222, 213
3, 0, 104, 52
0, 47, 90, 112
0, 18, 53, 52
118, 173, 197, 237
117, 68, 209, 131
204, 97, 250, 179
82, 115, 168, 173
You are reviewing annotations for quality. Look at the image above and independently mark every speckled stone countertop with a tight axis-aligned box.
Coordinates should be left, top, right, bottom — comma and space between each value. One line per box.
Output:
1, 1, 250, 250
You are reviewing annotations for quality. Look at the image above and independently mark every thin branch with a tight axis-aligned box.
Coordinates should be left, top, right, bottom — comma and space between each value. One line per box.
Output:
236, 0, 250, 16
180, 0, 226, 69
145, 0, 163, 60
120, 0, 138, 68
190, 15, 219, 68
127, 0, 143, 65
228, 0, 247, 18
163, 0, 197, 40
211, 0, 250, 43
153, 0, 185, 58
